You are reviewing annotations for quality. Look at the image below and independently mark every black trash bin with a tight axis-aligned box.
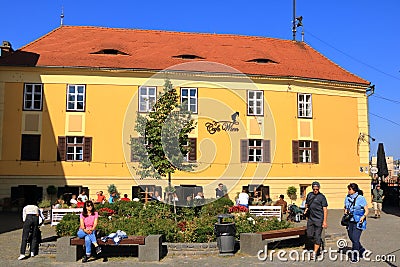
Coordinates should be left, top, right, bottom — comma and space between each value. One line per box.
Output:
214, 214, 236, 254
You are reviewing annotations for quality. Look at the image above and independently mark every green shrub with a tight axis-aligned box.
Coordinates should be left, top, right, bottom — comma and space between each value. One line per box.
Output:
38, 199, 51, 208
56, 199, 293, 243
56, 213, 80, 236
199, 197, 234, 217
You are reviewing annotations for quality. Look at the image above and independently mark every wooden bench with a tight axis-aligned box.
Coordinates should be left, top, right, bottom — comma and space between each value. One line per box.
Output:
240, 226, 307, 256
56, 234, 162, 262
248, 205, 282, 221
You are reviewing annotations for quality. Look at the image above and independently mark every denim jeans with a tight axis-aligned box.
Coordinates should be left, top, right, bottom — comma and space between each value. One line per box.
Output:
20, 214, 39, 254
347, 222, 365, 260
77, 229, 97, 255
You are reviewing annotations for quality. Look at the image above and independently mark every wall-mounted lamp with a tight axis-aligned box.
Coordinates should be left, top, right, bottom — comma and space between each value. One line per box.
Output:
359, 133, 376, 143
357, 133, 375, 155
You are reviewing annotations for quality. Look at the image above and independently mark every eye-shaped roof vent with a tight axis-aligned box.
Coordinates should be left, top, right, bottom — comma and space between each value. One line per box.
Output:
91, 49, 128, 55
172, 54, 205, 60
246, 58, 277, 64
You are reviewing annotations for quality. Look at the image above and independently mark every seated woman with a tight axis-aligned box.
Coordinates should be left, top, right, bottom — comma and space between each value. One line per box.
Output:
251, 191, 262, 205
53, 198, 64, 209
263, 194, 273, 206
77, 200, 102, 262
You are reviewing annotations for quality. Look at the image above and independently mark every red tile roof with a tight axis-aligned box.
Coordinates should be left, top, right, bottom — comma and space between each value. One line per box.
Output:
1, 26, 369, 85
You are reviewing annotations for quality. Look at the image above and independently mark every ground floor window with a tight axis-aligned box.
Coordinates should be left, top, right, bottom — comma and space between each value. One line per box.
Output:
242, 184, 270, 205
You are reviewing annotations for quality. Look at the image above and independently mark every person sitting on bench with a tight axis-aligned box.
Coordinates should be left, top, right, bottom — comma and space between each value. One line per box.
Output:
77, 200, 102, 263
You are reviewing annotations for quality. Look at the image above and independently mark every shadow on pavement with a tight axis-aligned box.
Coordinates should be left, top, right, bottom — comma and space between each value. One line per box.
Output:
0, 212, 23, 234
382, 206, 400, 217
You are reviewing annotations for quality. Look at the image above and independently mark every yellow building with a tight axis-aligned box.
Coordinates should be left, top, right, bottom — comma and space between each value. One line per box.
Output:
0, 26, 371, 209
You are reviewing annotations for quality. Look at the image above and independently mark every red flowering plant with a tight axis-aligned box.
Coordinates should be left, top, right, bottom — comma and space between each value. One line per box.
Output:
98, 207, 115, 216
228, 205, 248, 213
177, 221, 187, 232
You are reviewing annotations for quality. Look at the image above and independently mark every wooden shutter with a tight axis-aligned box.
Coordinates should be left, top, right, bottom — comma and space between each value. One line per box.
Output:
312, 141, 319, 164
188, 138, 197, 161
83, 137, 92, 162
292, 140, 299, 163
240, 139, 249, 163
263, 140, 271, 163
57, 136, 66, 161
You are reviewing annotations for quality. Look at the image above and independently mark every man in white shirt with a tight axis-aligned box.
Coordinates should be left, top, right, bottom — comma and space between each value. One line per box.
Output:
238, 189, 249, 208
19, 203, 42, 260
78, 190, 88, 202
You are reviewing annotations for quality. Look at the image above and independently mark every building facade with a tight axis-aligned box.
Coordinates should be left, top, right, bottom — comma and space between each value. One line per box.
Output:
0, 26, 371, 208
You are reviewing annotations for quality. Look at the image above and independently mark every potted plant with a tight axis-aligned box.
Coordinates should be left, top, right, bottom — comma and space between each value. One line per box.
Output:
287, 186, 297, 204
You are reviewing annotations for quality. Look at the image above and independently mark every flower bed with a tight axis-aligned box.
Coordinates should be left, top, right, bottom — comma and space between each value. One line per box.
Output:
56, 198, 292, 242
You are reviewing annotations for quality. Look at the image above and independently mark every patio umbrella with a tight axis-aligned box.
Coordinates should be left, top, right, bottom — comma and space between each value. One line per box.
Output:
377, 143, 389, 180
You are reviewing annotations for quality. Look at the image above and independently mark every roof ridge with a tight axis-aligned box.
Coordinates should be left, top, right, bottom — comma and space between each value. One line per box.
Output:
60, 25, 292, 43
19, 26, 63, 50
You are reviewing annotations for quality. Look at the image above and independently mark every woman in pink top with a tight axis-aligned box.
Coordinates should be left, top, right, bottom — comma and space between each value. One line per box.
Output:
77, 200, 101, 262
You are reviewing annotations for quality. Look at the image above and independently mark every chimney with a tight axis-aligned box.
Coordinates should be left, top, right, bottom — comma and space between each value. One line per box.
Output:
0, 41, 14, 57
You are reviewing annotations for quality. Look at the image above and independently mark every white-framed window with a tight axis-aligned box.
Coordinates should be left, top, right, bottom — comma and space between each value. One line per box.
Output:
23, 84, 43, 111
66, 136, 84, 161
299, 140, 312, 163
67, 85, 85, 111
247, 90, 263, 116
181, 88, 197, 113
298, 93, 312, 118
139, 86, 157, 112
248, 139, 263, 162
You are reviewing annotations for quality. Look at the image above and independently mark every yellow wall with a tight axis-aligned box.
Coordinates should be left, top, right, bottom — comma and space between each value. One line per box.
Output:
0, 67, 370, 208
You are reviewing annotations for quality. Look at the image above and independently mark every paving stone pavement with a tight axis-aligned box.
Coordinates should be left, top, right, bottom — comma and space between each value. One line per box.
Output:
1, 207, 399, 267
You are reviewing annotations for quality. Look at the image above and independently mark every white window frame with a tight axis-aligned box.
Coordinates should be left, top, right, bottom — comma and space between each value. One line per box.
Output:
299, 140, 312, 163
298, 93, 312, 118
67, 85, 86, 111
181, 88, 197, 113
248, 139, 263, 162
66, 136, 84, 161
247, 90, 264, 116
139, 86, 157, 112
23, 83, 43, 111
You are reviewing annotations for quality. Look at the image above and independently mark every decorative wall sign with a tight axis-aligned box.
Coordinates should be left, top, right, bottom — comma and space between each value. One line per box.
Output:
205, 112, 240, 134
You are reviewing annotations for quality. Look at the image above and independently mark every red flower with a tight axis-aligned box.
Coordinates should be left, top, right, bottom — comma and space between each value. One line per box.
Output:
99, 207, 115, 216
177, 221, 187, 232
228, 205, 248, 213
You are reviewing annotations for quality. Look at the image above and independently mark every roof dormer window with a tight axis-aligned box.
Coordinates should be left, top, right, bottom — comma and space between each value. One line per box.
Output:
172, 54, 204, 60
246, 58, 277, 64
91, 49, 128, 55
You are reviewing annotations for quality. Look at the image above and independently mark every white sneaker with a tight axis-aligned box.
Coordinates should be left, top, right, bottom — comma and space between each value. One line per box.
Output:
18, 254, 25, 260
30, 252, 35, 257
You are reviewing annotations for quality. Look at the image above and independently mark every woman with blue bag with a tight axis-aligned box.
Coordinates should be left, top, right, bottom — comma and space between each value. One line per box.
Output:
344, 183, 369, 263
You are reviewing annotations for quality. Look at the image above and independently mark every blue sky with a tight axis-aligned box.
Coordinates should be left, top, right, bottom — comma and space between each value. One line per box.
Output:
1, 0, 399, 159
